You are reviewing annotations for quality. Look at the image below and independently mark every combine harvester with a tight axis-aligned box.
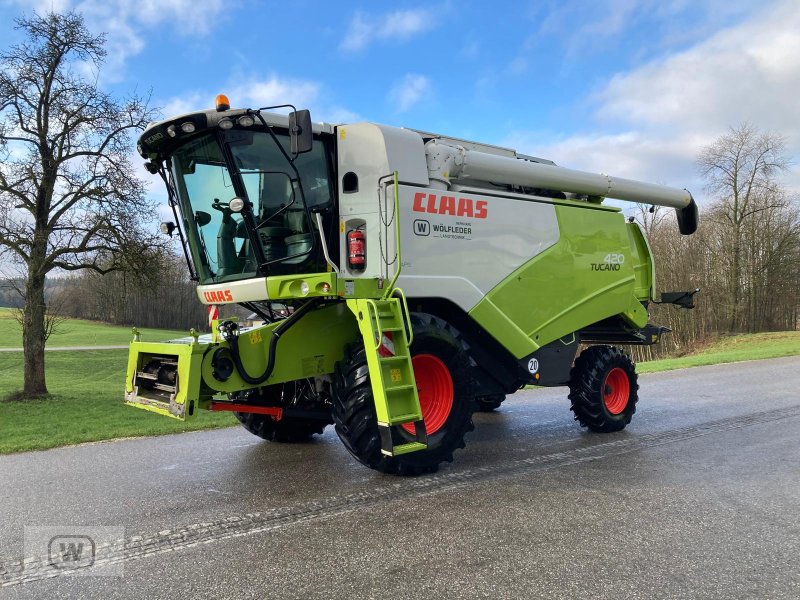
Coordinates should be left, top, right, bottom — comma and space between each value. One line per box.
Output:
126, 96, 698, 474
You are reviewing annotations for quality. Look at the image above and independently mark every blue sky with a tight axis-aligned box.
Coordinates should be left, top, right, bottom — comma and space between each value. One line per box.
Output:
2, 0, 799, 204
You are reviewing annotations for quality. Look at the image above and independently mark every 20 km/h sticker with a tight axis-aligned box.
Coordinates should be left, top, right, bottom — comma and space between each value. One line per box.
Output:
528, 358, 539, 374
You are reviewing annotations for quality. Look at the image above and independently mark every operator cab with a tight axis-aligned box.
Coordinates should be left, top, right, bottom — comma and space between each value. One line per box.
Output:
138, 102, 338, 285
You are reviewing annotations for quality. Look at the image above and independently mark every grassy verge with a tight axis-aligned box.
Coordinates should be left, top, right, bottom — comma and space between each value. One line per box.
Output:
638, 331, 800, 374
0, 308, 192, 348
0, 350, 235, 454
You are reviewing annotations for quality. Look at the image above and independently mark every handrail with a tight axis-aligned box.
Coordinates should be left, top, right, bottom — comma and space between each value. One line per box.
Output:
363, 299, 383, 350
314, 212, 340, 274
382, 171, 401, 299
392, 287, 413, 347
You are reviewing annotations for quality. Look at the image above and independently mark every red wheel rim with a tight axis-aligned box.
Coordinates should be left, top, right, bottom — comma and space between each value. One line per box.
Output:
603, 367, 630, 415
402, 354, 454, 435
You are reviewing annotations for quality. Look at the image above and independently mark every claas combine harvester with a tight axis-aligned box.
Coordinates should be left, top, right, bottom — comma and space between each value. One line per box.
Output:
125, 96, 698, 475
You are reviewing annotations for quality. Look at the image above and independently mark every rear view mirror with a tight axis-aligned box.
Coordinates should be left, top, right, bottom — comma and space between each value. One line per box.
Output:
195, 211, 212, 227
289, 109, 313, 155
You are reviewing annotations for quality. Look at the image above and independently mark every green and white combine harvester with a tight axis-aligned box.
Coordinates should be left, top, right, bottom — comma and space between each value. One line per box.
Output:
126, 95, 699, 475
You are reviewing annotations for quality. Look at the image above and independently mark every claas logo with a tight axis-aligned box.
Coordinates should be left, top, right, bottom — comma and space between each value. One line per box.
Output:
413, 192, 488, 219
203, 289, 233, 302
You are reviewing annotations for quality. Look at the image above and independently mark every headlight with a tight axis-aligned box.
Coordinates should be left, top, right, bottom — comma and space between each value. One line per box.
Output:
180, 122, 196, 134
229, 197, 245, 213
219, 118, 233, 130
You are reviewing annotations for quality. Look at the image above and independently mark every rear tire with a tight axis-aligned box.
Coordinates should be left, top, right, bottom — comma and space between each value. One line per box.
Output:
233, 381, 331, 443
476, 394, 506, 412
332, 313, 476, 475
568, 345, 638, 433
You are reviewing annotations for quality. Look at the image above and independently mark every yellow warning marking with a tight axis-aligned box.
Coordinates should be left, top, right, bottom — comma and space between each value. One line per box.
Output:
339, 127, 346, 140
250, 330, 263, 344
390, 368, 402, 383
339, 220, 345, 233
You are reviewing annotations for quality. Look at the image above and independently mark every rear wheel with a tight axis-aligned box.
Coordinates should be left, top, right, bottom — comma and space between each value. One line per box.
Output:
233, 380, 332, 442
568, 345, 638, 432
332, 313, 476, 475
476, 394, 506, 412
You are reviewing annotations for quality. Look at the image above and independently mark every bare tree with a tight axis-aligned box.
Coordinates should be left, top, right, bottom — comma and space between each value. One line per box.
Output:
0, 12, 160, 398
698, 124, 790, 331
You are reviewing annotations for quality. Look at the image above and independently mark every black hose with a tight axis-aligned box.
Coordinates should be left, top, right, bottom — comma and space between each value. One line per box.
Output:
220, 300, 317, 385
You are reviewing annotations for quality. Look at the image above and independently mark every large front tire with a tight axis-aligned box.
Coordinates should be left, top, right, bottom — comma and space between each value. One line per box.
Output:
568, 345, 638, 433
332, 313, 476, 475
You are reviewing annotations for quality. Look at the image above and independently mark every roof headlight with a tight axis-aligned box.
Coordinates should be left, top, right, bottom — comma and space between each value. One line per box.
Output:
238, 115, 254, 127
218, 118, 233, 130
180, 121, 196, 134
229, 197, 245, 213
166, 124, 177, 138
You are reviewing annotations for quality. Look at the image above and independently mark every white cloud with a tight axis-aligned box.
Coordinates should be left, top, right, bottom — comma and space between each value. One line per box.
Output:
159, 75, 359, 125
340, 8, 436, 52
507, 0, 800, 199
595, 3, 800, 139
234, 76, 321, 111
9, 0, 229, 80
532, 0, 759, 57
388, 74, 431, 113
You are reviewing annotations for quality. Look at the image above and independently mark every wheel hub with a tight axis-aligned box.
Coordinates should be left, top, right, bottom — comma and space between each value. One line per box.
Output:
603, 367, 630, 415
402, 353, 454, 435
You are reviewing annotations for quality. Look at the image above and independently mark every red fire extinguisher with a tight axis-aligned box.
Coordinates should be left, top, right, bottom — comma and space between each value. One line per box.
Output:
347, 229, 366, 270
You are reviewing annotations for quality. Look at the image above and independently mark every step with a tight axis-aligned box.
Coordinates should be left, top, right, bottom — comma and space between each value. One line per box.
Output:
378, 355, 408, 363
382, 441, 427, 457
383, 414, 423, 426
384, 384, 415, 393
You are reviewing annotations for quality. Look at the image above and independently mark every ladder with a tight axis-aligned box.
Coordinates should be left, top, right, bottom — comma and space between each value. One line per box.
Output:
346, 288, 427, 456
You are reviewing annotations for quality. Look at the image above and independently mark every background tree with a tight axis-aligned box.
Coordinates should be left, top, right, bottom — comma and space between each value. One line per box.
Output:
697, 124, 790, 331
0, 12, 159, 398
630, 123, 799, 363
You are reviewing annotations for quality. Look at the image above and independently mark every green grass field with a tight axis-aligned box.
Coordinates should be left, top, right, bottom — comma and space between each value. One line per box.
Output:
637, 331, 800, 373
0, 349, 236, 454
0, 313, 797, 455
0, 308, 190, 348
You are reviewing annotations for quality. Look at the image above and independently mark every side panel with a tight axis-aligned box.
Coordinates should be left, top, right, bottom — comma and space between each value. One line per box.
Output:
396, 186, 561, 310
470, 203, 648, 357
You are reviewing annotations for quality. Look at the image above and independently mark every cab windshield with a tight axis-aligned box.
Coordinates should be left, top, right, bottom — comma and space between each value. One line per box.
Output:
170, 128, 333, 284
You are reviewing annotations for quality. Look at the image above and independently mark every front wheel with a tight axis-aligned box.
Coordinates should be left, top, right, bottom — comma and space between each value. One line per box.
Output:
332, 313, 476, 475
568, 345, 638, 433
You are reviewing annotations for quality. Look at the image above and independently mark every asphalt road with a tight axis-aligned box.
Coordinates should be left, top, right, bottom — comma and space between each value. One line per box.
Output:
1, 356, 799, 599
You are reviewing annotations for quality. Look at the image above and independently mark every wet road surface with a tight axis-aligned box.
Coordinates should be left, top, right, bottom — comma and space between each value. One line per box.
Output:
1, 356, 798, 599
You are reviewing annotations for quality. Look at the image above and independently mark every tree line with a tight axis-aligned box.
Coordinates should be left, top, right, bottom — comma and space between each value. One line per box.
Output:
54, 253, 209, 332
632, 125, 800, 361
